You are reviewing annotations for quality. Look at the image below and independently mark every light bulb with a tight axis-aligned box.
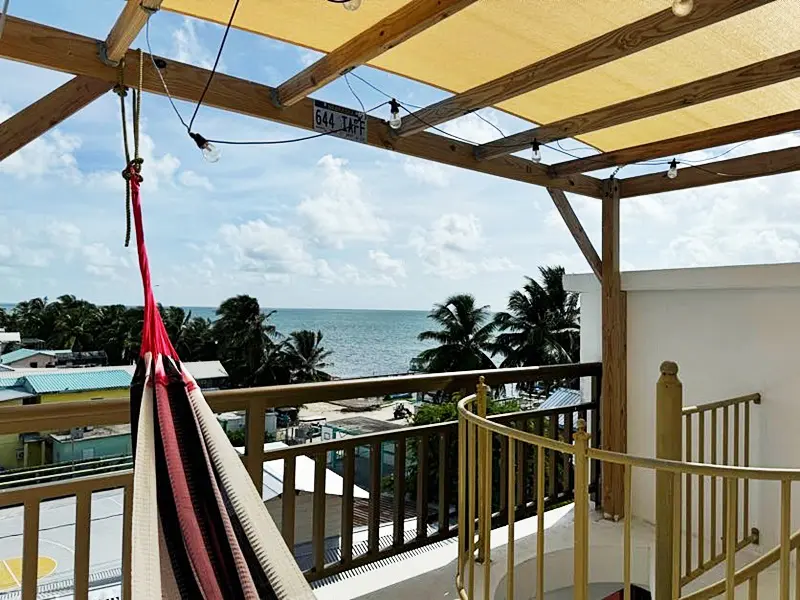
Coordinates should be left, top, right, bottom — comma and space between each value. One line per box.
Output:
343, 0, 361, 11
672, 0, 694, 17
190, 132, 221, 164
202, 142, 221, 163
667, 159, 679, 179
389, 99, 402, 130
531, 141, 542, 163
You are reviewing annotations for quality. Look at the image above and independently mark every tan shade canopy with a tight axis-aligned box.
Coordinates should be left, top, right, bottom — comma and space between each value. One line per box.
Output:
161, 0, 800, 152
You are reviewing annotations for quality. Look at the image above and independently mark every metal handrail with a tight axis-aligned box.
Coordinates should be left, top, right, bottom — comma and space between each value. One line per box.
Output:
457, 386, 800, 600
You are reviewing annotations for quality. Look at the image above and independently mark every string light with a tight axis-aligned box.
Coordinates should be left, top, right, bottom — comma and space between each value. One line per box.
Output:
327, 0, 362, 9
190, 132, 221, 163
667, 158, 679, 179
531, 140, 542, 163
389, 99, 402, 130
672, 0, 694, 17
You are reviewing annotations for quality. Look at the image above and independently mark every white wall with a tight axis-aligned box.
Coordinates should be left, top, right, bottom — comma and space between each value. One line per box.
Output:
565, 262, 800, 550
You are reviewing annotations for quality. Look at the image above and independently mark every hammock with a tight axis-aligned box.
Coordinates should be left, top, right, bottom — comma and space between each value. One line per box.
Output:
126, 167, 315, 599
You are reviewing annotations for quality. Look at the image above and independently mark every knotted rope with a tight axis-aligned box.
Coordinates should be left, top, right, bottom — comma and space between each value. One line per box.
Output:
116, 49, 145, 247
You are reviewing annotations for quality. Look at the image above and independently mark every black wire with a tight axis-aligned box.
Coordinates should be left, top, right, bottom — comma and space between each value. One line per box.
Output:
146, 18, 190, 131
188, 0, 241, 131
344, 73, 367, 118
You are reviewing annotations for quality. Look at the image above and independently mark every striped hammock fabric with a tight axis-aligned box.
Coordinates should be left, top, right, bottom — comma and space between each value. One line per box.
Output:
127, 170, 315, 599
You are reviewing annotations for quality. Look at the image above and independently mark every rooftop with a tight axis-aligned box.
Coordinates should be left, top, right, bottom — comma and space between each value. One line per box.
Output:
0, 348, 72, 365
235, 442, 369, 501
49, 424, 132, 443
327, 416, 406, 435
0, 361, 228, 395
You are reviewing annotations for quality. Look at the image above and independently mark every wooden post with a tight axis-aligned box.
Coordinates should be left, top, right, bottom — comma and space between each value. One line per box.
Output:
601, 177, 627, 519
573, 419, 591, 600
656, 360, 683, 600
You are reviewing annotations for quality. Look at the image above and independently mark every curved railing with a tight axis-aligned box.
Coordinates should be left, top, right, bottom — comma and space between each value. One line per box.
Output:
456, 376, 800, 600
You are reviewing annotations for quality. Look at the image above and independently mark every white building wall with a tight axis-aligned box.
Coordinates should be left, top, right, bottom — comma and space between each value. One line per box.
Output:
565, 262, 800, 551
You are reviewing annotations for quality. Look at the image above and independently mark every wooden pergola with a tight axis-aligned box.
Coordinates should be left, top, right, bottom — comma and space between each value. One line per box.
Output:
1, 0, 798, 519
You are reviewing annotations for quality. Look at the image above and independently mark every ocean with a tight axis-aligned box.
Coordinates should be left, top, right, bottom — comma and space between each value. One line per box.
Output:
189, 307, 432, 378
1, 303, 433, 378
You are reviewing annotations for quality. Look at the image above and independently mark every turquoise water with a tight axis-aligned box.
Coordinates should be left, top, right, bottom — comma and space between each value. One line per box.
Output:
1, 303, 433, 378
189, 307, 432, 378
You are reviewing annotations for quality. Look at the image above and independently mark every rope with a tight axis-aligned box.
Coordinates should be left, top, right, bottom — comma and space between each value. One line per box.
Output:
116, 51, 145, 248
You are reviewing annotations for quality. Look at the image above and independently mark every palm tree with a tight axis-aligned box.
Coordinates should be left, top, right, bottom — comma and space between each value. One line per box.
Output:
213, 295, 282, 387
48, 295, 99, 350
284, 330, 333, 383
92, 304, 138, 364
180, 317, 217, 362
413, 294, 496, 375
491, 266, 580, 391
161, 306, 192, 354
11, 297, 50, 340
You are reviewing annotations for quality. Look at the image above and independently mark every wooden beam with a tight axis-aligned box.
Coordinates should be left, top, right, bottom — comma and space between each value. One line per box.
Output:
475, 48, 800, 161
0, 16, 604, 198
546, 188, 602, 282
601, 178, 626, 520
396, 0, 776, 138
620, 146, 800, 197
276, 0, 479, 107
0, 76, 113, 161
103, 0, 163, 64
551, 109, 800, 176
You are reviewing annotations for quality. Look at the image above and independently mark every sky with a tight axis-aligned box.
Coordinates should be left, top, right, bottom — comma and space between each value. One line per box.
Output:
1, 2, 799, 311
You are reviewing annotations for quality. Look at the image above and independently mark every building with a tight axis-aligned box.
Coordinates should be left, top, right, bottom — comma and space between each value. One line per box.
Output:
322, 417, 405, 489
0, 348, 74, 369
0, 330, 20, 355
235, 442, 369, 547
49, 425, 132, 463
0, 361, 228, 469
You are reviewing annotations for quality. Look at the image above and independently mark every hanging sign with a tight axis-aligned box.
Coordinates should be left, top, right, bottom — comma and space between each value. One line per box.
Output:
312, 100, 367, 144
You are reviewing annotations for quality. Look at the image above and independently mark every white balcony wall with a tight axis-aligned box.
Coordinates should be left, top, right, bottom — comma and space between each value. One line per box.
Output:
565, 262, 800, 551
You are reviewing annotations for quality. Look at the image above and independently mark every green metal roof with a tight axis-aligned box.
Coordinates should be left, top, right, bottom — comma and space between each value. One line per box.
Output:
22, 370, 132, 395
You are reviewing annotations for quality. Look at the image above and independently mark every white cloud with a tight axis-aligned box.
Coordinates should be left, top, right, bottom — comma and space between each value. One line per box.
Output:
46, 222, 82, 250
409, 213, 520, 279
297, 155, 389, 248
298, 49, 322, 67
0, 103, 82, 182
220, 220, 317, 280
402, 158, 451, 188
172, 19, 217, 69
410, 213, 483, 279
179, 170, 213, 191
82, 243, 128, 279
440, 110, 505, 145
369, 250, 407, 279
481, 257, 520, 272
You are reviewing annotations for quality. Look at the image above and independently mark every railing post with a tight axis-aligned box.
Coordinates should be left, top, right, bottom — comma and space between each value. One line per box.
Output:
476, 376, 489, 563
573, 419, 590, 600
656, 361, 683, 600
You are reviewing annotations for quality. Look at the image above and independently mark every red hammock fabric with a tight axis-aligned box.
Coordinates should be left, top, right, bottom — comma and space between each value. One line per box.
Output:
127, 169, 314, 599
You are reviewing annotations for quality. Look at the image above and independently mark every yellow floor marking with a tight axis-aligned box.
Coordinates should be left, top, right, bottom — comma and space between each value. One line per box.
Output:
0, 556, 57, 590
0, 560, 16, 591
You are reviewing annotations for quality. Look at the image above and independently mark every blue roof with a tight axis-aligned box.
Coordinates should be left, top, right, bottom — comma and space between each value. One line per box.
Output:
0, 348, 71, 364
22, 370, 132, 394
537, 387, 583, 411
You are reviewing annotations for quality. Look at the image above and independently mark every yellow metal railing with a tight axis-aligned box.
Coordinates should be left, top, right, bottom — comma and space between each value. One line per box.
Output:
681, 391, 761, 586
457, 368, 800, 600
